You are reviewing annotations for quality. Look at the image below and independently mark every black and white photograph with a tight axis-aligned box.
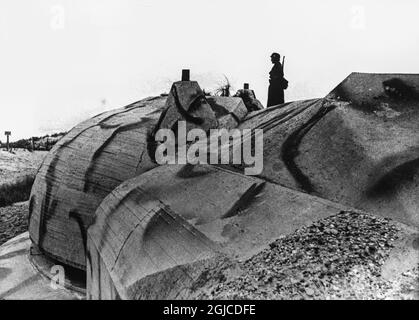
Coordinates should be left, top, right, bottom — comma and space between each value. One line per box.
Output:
0, 0, 418, 306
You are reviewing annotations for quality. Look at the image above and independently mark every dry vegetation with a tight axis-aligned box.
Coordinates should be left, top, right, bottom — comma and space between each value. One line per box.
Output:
0, 174, 35, 207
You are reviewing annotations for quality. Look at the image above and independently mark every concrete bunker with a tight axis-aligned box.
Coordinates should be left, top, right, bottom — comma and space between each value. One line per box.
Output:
2, 72, 418, 299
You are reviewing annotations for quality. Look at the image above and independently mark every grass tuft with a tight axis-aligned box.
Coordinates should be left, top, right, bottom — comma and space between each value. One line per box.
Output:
0, 174, 35, 207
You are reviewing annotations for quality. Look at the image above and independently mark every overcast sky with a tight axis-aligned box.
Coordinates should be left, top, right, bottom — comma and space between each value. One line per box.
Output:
1, 0, 419, 140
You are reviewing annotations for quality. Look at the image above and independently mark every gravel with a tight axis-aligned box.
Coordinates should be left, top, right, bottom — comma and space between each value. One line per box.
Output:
194, 211, 418, 300
0, 201, 29, 246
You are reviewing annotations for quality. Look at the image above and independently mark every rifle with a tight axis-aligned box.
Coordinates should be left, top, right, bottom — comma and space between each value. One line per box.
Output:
281, 56, 288, 89
282, 56, 285, 74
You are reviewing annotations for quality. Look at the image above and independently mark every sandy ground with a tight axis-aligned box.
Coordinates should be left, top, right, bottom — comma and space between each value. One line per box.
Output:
0, 149, 46, 184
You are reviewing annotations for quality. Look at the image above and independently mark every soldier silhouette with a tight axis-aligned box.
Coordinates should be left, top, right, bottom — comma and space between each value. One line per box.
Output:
267, 52, 287, 107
